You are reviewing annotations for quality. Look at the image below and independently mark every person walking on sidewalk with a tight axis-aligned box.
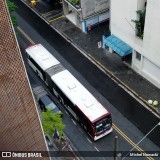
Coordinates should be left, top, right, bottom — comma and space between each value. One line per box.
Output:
61, 133, 66, 144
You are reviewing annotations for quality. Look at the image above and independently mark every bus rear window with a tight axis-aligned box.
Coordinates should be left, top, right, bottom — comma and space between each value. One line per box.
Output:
94, 115, 112, 134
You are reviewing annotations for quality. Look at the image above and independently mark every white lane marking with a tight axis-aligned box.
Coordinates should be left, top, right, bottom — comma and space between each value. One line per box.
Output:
72, 119, 76, 125
86, 137, 92, 143
65, 110, 69, 115
79, 128, 84, 134
94, 146, 99, 151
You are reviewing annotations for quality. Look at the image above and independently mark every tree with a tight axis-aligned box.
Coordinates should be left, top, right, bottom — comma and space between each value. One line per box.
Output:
6, 0, 18, 27
41, 109, 65, 138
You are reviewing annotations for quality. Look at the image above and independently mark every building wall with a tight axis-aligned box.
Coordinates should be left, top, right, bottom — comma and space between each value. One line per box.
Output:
62, 0, 110, 33
81, 0, 110, 19
110, 0, 160, 88
110, 0, 137, 46
142, 0, 160, 67
139, 0, 160, 88
0, 1, 49, 156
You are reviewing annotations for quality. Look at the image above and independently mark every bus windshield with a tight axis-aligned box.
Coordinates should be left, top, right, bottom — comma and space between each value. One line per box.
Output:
94, 114, 112, 135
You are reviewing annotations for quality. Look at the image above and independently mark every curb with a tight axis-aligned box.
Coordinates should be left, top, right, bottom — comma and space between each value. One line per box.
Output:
20, 0, 160, 118
87, 54, 160, 117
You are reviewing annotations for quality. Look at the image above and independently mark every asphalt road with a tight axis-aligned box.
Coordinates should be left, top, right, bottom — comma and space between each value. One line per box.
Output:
12, 1, 160, 159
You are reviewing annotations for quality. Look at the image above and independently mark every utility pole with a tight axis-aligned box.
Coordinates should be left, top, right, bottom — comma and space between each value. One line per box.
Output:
114, 136, 118, 160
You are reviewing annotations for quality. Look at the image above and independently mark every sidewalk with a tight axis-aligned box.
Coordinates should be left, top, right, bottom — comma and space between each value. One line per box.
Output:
44, 133, 80, 160
32, 86, 80, 160
22, 0, 160, 114
47, 133, 80, 160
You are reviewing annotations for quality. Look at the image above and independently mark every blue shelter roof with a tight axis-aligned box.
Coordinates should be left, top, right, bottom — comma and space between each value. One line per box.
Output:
103, 35, 132, 57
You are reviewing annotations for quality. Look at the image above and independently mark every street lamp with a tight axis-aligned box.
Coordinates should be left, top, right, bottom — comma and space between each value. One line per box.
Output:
122, 122, 160, 160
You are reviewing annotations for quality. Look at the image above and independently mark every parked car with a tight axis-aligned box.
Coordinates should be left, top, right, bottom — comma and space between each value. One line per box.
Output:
38, 94, 62, 116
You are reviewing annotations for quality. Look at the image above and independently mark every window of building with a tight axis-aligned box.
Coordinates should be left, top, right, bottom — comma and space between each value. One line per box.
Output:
135, 51, 141, 61
145, 2, 147, 7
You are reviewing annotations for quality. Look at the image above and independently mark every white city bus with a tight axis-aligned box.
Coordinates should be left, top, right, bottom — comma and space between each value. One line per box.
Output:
26, 44, 112, 140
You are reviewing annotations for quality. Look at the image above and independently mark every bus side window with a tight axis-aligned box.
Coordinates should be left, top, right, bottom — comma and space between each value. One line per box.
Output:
29, 56, 46, 81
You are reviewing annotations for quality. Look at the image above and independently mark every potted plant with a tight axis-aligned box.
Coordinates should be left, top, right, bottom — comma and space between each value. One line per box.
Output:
69, 0, 80, 8
131, 10, 146, 39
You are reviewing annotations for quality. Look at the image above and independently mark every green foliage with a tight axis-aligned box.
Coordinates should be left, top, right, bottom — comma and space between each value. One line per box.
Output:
69, 0, 79, 6
131, 10, 146, 39
7, 0, 17, 12
41, 109, 65, 138
6, 0, 18, 27
10, 15, 18, 27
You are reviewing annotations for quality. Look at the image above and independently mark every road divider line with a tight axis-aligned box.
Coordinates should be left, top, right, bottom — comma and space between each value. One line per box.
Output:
86, 137, 92, 144
113, 124, 154, 160
21, 0, 160, 118
65, 110, 69, 115
72, 119, 76, 125
94, 146, 100, 152
87, 54, 160, 117
41, 10, 55, 16
79, 128, 84, 134
48, 15, 64, 23
17, 26, 35, 44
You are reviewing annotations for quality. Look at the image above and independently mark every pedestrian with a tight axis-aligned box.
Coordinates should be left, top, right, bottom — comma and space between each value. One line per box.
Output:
61, 133, 66, 142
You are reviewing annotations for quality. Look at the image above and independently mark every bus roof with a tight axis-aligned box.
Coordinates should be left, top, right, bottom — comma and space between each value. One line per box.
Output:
51, 70, 109, 122
25, 44, 60, 71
